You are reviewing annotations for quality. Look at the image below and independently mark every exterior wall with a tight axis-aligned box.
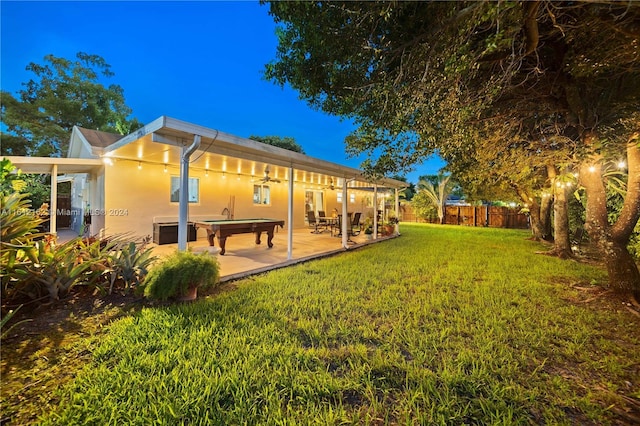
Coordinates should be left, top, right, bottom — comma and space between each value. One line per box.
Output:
101, 161, 374, 237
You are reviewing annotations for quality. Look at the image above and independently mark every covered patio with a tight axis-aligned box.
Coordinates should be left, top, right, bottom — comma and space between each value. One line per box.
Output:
57, 226, 397, 283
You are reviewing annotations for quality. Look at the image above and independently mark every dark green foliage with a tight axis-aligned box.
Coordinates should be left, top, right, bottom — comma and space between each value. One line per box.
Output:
142, 251, 220, 301
249, 135, 305, 154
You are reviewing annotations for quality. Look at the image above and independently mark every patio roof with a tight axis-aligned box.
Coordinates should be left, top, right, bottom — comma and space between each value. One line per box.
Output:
5, 156, 103, 174
91, 116, 406, 190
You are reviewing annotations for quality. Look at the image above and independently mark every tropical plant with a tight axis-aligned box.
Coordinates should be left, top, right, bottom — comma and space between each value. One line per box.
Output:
96, 239, 157, 295
363, 217, 373, 235
8, 238, 99, 302
142, 250, 219, 301
0, 192, 42, 271
415, 173, 454, 224
0, 305, 32, 340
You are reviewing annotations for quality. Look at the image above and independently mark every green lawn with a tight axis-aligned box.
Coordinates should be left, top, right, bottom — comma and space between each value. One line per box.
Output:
12, 224, 640, 424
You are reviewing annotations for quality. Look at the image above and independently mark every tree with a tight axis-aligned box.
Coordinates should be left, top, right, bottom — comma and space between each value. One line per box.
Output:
1, 52, 141, 157
249, 135, 305, 153
265, 1, 640, 299
415, 173, 454, 225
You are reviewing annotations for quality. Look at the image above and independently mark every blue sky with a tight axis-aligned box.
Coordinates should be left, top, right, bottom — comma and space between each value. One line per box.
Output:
1, 1, 445, 183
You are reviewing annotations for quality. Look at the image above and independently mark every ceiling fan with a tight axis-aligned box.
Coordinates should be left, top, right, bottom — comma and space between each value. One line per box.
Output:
323, 178, 335, 190
254, 165, 281, 183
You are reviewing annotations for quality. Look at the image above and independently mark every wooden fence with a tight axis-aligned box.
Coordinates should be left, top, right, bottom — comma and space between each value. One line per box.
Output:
401, 204, 530, 229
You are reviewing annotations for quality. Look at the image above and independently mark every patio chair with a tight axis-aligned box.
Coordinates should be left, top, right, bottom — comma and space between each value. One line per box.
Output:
308, 210, 322, 234
317, 210, 328, 227
350, 212, 362, 236
334, 213, 355, 241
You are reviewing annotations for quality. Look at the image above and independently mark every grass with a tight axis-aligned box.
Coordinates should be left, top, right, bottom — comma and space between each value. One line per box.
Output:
4, 223, 640, 425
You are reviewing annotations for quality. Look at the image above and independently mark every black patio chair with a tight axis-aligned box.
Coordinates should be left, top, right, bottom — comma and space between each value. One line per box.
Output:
308, 210, 321, 234
351, 212, 362, 236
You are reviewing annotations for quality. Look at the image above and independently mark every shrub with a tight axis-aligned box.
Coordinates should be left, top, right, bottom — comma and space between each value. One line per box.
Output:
142, 250, 219, 301
8, 237, 100, 301
87, 236, 157, 295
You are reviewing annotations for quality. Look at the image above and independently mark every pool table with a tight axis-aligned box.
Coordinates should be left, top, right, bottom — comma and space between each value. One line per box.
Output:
193, 218, 285, 255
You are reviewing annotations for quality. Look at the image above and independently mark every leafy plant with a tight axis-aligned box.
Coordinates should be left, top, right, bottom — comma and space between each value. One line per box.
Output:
101, 239, 157, 294
1, 305, 31, 340
8, 238, 99, 301
142, 250, 219, 301
363, 217, 373, 234
0, 192, 43, 270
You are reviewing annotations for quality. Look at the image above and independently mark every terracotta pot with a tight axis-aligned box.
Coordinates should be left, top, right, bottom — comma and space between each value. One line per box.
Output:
176, 286, 198, 302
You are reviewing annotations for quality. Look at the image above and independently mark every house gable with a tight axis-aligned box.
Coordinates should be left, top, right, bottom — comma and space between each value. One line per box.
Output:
68, 126, 123, 159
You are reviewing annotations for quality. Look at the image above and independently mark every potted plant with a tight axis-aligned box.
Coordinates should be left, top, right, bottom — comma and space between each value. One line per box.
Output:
142, 250, 219, 301
383, 216, 399, 235
363, 218, 373, 240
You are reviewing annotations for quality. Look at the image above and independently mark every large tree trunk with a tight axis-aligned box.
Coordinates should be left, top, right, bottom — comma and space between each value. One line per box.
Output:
580, 137, 640, 299
546, 165, 572, 258
515, 187, 545, 240
551, 182, 572, 258
540, 194, 553, 241
528, 199, 545, 240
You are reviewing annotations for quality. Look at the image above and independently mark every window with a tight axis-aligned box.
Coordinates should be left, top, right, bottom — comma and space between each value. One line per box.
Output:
253, 184, 270, 205
170, 176, 199, 203
350, 193, 356, 203
337, 192, 343, 203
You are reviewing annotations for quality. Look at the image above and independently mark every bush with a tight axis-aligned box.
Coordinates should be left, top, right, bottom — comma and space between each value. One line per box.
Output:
142, 250, 219, 301
87, 236, 157, 295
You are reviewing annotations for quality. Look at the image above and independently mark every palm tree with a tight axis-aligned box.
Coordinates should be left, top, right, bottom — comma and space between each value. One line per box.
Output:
416, 173, 453, 224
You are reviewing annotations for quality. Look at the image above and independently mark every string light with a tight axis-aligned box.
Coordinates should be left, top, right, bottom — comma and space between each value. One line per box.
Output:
588, 165, 596, 173
618, 161, 626, 169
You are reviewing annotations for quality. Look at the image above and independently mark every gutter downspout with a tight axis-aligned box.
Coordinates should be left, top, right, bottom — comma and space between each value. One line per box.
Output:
178, 135, 201, 251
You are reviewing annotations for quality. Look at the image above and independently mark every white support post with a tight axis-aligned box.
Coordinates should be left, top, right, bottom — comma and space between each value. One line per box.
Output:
373, 184, 378, 239
342, 179, 348, 248
395, 188, 400, 235
49, 164, 58, 236
287, 166, 294, 260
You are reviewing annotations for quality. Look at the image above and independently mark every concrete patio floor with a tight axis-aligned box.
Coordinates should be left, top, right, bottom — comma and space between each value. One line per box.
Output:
56, 226, 397, 283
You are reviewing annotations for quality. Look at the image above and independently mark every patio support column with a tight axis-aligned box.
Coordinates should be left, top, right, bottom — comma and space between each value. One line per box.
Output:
178, 135, 201, 251
373, 185, 378, 239
287, 166, 294, 260
49, 164, 58, 235
395, 188, 400, 235
342, 178, 348, 248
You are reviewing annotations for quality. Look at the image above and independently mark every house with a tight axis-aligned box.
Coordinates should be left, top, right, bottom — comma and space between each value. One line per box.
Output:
7, 116, 406, 256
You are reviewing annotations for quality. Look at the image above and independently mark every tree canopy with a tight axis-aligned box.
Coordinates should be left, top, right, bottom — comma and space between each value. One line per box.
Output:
265, 1, 640, 298
249, 135, 305, 153
1, 52, 141, 157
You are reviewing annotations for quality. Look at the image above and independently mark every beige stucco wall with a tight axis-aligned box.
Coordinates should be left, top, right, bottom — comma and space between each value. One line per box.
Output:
100, 161, 373, 238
